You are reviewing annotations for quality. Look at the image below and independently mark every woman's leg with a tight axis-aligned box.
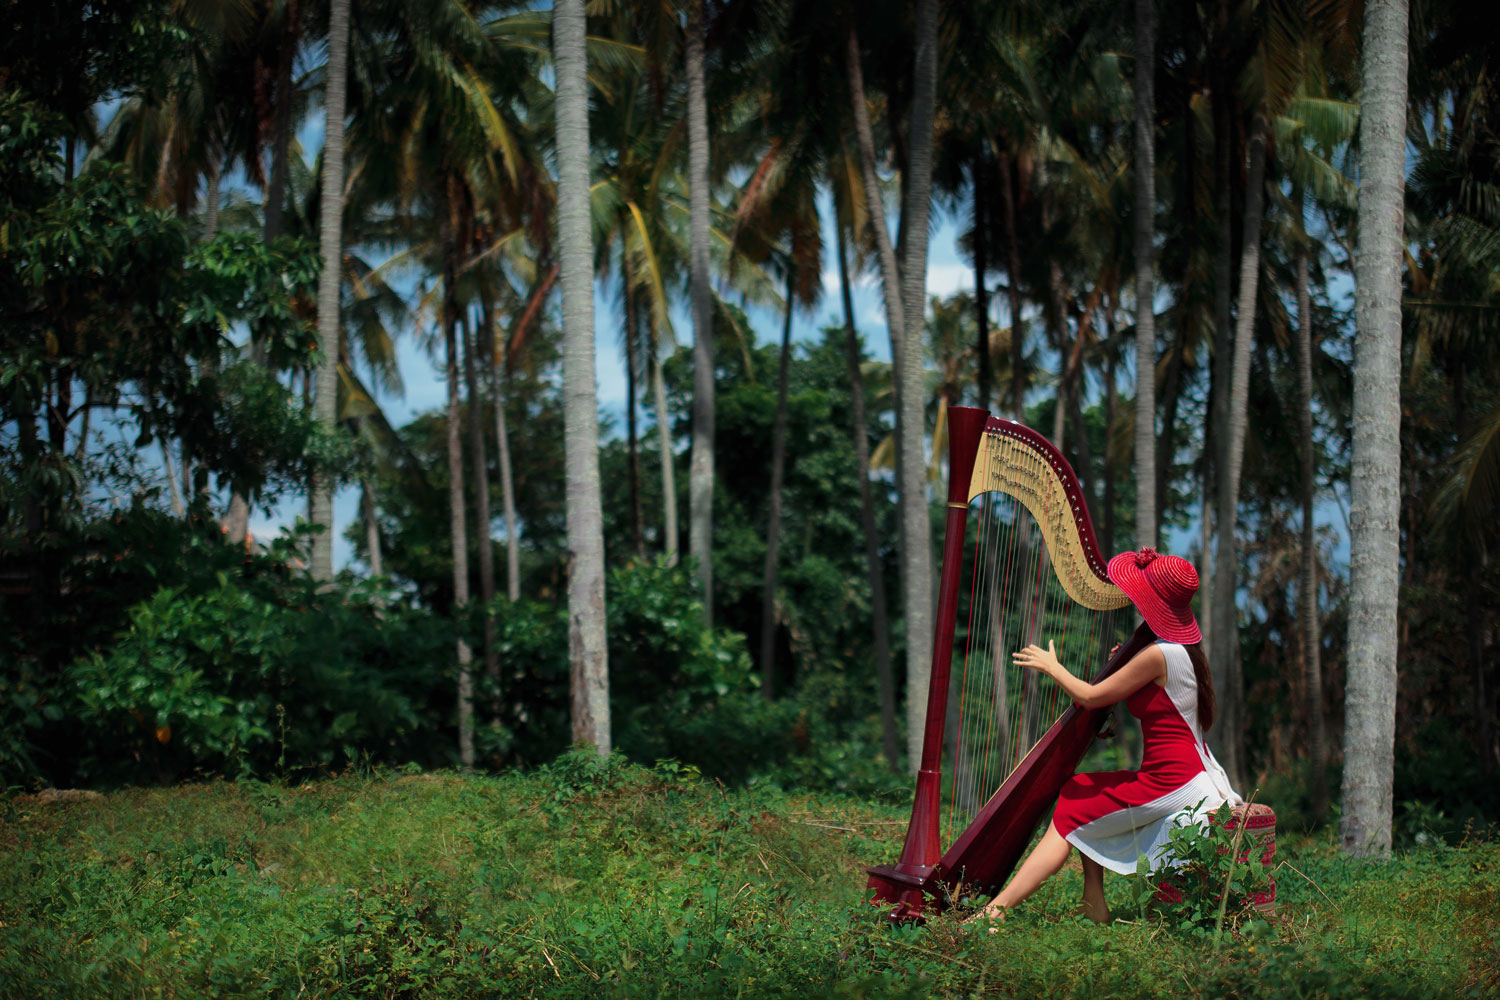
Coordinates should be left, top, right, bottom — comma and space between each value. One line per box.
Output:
1079, 854, 1110, 923
976, 821, 1072, 919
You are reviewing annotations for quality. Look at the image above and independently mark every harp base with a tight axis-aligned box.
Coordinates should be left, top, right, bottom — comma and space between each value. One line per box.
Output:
864, 864, 941, 923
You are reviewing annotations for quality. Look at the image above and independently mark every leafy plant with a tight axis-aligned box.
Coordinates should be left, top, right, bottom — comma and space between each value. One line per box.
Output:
1129, 801, 1277, 940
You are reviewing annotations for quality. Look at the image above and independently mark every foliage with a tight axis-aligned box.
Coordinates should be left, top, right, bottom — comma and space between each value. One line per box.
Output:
63, 564, 454, 785
0, 769, 1494, 999
1124, 802, 1276, 940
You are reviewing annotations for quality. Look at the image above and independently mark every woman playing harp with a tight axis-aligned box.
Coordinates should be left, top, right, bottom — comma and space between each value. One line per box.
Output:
970, 546, 1241, 926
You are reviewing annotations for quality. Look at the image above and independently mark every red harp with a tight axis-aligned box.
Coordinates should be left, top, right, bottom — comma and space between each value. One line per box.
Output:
867, 406, 1147, 920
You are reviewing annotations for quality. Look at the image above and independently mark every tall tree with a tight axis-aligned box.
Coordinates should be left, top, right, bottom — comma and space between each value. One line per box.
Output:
554, 0, 610, 754
1133, 0, 1157, 551
686, 0, 715, 623
837, 214, 900, 767
310, 0, 349, 583
894, 0, 941, 772
1209, 118, 1268, 787
1342, 0, 1409, 858
760, 271, 797, 698
1293, 188, 1329, 818
444, 271, 475, 771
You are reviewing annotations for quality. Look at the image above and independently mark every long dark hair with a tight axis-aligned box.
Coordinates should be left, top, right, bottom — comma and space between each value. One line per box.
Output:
1183, 642, 1216, 732
1140, 623, 1216, 731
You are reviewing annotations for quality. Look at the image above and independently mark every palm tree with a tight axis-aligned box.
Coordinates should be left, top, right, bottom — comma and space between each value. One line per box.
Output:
309, 0, 350, 584
844, 7, 938, 772
1133, 0, 1157, 552
554, 0, 610, 755
686, 0, 715, 622
1341, 0, 1409, 859
895, 0, 941, 773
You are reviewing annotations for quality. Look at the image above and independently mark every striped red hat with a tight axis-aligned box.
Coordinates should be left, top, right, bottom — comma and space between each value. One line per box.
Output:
1106, 546, 1202, 644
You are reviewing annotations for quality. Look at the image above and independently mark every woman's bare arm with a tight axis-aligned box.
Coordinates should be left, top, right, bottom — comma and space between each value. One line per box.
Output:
1013, 641, 1166, 710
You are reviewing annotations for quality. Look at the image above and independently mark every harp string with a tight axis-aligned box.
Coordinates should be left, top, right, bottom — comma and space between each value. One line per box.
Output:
945, 433, 1121, 838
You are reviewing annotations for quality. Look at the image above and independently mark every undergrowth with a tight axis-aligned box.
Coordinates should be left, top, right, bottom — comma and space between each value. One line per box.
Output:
0, 752, 1495, 999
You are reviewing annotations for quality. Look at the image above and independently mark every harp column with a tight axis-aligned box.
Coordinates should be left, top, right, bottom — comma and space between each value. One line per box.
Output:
868, 405, 990, 911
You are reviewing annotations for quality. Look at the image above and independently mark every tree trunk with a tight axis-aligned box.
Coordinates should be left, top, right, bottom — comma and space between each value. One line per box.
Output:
263, 0, 299, 247
1341, 0, 1408, 858
465, 305, 498, 709
1210, 119, 1267, 791
759, 273, 796, 699
973, 148, 992, 409
624, 273, 644, 559
1133, 0, 1158, 553
361, 479, 382, 578
894, 0, 940, 774
1047, 247, 1069, 451
554, 0, 610, 755
485, 295, 521, 602
1209, 0, 1233, 599
1104, 330, 1117, 556
1154, 320, 1187, 535
446, 308, 475, 772
652, 341, 678, 565
839, 222, 900, 768
1454, 367, 1494, 774
310, 0, 348, 585
1000, 151, 1026, 419
162, 441, 186, 517
226, 0, 300, 547
847, 18, 920, 771
1295, 198, 1329, 817
686, 0, 716, 624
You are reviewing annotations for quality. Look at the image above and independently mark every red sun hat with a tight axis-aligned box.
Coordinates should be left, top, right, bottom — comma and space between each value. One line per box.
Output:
1106, 546, 1202, 644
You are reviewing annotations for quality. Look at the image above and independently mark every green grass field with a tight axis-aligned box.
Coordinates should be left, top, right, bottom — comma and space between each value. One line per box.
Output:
2, 757, 1495, 999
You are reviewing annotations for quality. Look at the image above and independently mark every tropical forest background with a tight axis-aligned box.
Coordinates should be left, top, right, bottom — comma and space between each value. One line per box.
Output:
4, 0, 1498, 856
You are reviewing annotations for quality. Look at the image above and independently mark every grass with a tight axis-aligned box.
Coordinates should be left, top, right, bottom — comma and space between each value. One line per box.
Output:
1, 755, 1496, 999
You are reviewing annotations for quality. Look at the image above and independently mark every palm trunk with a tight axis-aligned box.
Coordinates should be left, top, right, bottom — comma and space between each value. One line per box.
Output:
309, 0, 348, 585
263, 0, 299, 247
760, 273, 796, 699
1000, 151, 1026, 419
973, 148, 992, 409
1103, 328, 1118, 556
360, 479, 382, 578
554, 0, 610, 755
1209, 0, 1233, 601
1133, 0, 1158, 553
652, 343, 678, 565
839, 222, 900, 768
1154, 320, 1187, 534
464, 305, 498, 708
686, 0, 716, 624
1209, 119, 1267, 790
1294, 204, 1328, 816
162, 441, 186, 516
484, 294, 521, 602
203, 159, 222, 242
894, 0, 941, 774
847, 18, 921, 771
621, 260, 645, 563
446, 308, 475, 771
1341, 0, 1408, 858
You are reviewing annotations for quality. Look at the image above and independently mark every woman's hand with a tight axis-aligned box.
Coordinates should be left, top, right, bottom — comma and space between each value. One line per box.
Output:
1013, 640, 1063, 679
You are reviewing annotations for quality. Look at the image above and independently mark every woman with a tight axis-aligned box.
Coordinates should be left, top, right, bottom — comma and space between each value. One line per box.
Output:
971, 546, 1241, 926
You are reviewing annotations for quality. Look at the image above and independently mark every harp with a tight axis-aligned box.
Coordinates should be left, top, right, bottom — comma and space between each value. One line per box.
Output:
867, 406, 1147, 920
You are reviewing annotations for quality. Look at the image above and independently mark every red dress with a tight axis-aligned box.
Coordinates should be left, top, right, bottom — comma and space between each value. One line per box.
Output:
1051, 642, 1240, 874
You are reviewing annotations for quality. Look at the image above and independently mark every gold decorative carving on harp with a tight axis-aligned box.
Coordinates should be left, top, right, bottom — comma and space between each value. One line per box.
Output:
866, 406, 1148, 921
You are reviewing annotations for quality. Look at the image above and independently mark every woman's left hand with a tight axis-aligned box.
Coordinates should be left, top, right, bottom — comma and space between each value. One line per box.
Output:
1014, 640, 1063, 678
